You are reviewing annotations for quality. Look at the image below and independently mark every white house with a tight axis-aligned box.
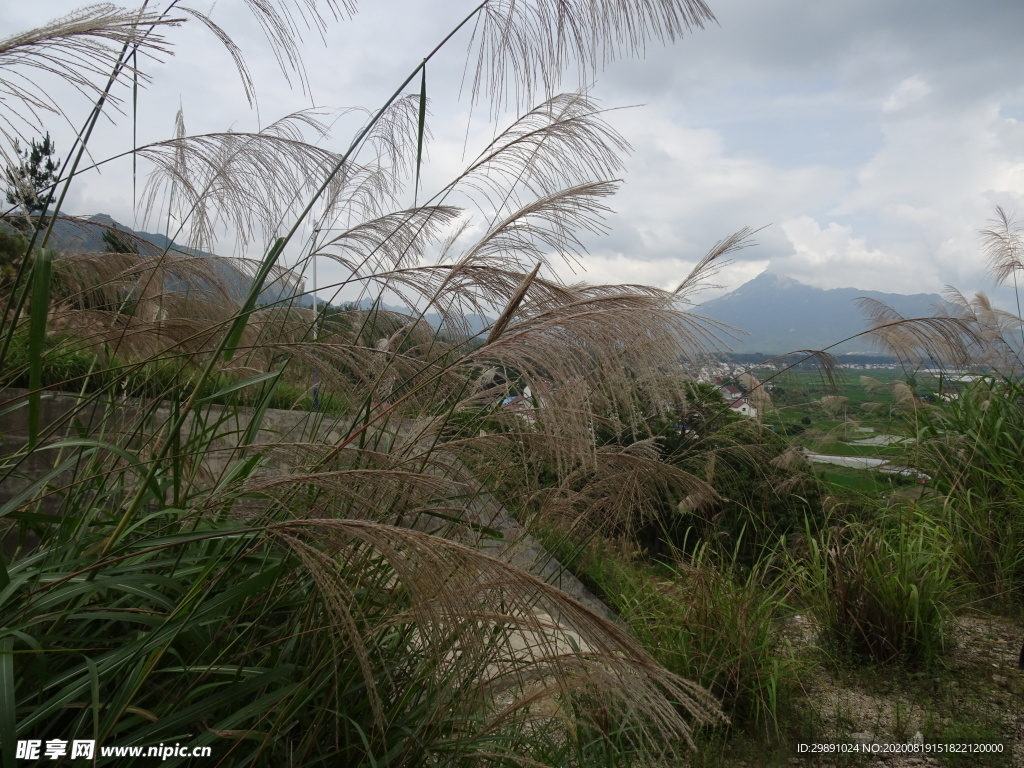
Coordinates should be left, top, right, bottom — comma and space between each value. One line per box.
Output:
718, 384, 758, 419
728, 399, 758, 419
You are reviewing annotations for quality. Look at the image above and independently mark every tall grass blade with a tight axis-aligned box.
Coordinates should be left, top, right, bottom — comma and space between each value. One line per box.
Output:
195, 370, 283, 405
240, 371, 283, 447
0, 637, 12, 768
222, 237, 286, 361
414, 65, 427, 206
27, 246, 52, 448
0, 449, 97, 522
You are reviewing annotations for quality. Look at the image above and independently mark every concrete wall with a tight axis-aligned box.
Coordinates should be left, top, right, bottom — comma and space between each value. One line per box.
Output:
0, 387, 363, 514
0, 388, 613, 620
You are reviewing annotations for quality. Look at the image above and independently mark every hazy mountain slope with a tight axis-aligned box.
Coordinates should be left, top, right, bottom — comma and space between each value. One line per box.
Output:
48, 214, 202, 257
695, 271, 945, 355
44, 215, 496, 331
44, 214, 308, 307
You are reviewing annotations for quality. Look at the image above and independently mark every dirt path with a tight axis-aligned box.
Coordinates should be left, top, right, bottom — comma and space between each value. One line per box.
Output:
785, 612, 1024, 767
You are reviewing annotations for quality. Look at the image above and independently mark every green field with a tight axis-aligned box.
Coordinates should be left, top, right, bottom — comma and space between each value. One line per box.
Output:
764, 367, 915, 445
808, 440, 905, 458
813, 465, 919, 496
757, 368, 924, 495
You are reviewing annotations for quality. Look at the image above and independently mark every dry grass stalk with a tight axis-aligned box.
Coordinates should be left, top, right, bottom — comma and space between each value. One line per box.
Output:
270, 518, 725, 752
818, 395, 848, 418
0, 6, 180, 152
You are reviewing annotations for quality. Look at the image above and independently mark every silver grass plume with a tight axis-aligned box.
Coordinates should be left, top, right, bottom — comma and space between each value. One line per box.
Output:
0, 5, 179, 150
467, 0, 716, 113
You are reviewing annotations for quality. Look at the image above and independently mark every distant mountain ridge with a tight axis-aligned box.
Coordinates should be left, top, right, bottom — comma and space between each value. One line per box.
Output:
343, 298, 494, 337
694, 271, 946, 355
44, 214, 310, 308
44, 215, 497, 333
49, 213, 210, 258
46, 217, 931, 350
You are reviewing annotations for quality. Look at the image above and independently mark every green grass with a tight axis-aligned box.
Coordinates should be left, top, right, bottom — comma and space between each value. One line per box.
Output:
767, 367, 914, 436
808, 440, 904, 458
815, 466, 899, 495
534, 528, 799, 735
792, 509, 960, 666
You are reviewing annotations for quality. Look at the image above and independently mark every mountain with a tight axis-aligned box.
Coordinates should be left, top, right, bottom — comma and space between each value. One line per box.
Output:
343, 298, 493, 338
694, 271, 946, 355
41, 214, 497, 332
47, 214, 205, 258
42, 214, 309, 308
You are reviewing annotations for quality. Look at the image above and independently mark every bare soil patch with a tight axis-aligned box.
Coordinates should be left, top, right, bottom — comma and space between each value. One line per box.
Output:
784, 612, 1023, 767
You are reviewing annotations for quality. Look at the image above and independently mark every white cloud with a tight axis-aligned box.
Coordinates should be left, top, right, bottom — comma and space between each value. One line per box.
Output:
10, 0, 1024, 311
882, 75, 932, 112
580, 110, 848, 264
777, 216, 917, 290
574, 251, 769, 299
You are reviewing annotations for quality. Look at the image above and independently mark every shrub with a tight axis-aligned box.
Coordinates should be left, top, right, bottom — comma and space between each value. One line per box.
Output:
671, 421, 822, 567
902, 378, 1024, 604
551, 535, 795, 732
794, 511, 959, 666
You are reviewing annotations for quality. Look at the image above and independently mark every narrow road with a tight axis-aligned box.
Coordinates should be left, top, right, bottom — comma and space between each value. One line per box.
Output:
803, 452, 887, 469
802, 451, 928, 479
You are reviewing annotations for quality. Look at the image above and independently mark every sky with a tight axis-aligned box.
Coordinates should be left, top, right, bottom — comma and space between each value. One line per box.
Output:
7, 0, 1024, 307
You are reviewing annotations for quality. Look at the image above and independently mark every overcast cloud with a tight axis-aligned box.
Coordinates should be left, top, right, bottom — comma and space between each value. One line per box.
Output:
8, 0, 1024, 305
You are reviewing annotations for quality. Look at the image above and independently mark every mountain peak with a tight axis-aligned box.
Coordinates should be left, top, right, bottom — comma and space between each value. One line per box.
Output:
84, 213, 117, 227
696, 273, 945, 354
752, 271, 799, 287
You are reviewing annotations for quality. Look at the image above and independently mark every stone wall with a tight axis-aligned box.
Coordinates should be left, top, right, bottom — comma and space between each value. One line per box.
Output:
0, 388, 612, 619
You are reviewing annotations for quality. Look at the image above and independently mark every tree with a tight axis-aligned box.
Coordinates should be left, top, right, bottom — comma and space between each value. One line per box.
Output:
102, 226, 139, 254
4, 133, 59, 216
0, 226, 27, 294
